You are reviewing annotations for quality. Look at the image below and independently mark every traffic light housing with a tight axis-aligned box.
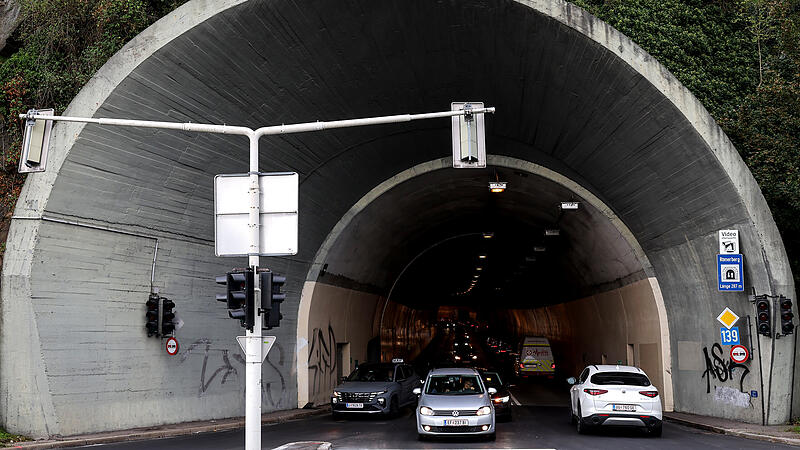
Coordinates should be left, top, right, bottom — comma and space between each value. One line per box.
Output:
216, 269, 254, 331
755, 295, 771, 337
261, 272, 285, 329
161, 297, 176, 336
780, 296, 794, 335
145, 293, 160, 337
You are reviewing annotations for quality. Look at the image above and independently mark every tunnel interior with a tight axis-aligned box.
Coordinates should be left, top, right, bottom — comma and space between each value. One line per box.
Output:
3, 0, 794, 438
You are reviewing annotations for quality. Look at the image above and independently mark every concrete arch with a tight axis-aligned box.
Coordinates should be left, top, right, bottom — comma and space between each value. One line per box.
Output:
1, 0, 794, 438
297, 154, 674, 409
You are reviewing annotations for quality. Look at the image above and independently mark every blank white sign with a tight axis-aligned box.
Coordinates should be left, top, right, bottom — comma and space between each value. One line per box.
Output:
214, 173, 298, 256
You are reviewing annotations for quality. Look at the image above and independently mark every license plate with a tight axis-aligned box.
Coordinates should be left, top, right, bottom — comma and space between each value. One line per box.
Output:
612, 404, 636, 412
443, 419, 469, 426
345, 403, 363, 408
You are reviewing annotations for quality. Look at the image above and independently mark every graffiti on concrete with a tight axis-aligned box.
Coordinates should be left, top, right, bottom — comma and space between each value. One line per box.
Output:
701, 343, 750, 397
308, 324, 337, 398
179, 338, 241, 396
263, 341, 288, 408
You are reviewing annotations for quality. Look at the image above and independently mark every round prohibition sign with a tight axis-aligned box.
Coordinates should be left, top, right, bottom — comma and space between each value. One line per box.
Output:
730, 345, 749, 364
165, 337, 179, 356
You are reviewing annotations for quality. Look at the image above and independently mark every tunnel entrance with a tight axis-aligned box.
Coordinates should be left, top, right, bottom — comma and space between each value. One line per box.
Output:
2, 0, 795, 439
298, 156, 672, 410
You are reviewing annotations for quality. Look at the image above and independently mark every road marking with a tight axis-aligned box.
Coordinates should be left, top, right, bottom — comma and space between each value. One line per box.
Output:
272, 441, 332, 450
509, 392, 522, 406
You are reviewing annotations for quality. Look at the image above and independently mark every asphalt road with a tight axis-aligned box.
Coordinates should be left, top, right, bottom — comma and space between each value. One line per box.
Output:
78, 404, 794, 449
76, 329, 795, 449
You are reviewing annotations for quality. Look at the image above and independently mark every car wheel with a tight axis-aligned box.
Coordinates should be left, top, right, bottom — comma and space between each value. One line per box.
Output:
331, 410, 341, 420
486, 432, 496, 441
389, 396, 399, 418
417, 433, 427, 441
576, 404, 589, 435
648, 424, 663, 437
568, 403, 576, 424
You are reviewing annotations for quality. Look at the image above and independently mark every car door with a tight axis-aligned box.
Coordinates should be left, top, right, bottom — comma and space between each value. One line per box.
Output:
571, 368, 589, 413
397, 366, 414, 405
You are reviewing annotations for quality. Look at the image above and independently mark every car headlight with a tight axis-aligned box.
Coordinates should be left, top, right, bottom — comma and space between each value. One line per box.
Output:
493, 396, 510, 403
454, 356, 461, 360
476, 406, 492, 416
332, 391, 341, 397
420, 406, 434, 416
472, 355, 478, 360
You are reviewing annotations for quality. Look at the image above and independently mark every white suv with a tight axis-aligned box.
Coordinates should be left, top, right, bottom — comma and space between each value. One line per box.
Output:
568, 365, 662, 437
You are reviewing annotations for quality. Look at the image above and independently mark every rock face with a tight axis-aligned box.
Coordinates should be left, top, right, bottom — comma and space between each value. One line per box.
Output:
0, 0, 19, 52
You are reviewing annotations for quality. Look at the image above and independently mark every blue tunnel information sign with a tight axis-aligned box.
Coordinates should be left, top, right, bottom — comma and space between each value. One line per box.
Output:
718, 254, 744, 291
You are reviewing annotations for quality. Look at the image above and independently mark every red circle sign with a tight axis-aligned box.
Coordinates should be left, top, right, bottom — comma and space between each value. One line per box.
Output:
730, 345, 749, 364
165, 337, 179, 356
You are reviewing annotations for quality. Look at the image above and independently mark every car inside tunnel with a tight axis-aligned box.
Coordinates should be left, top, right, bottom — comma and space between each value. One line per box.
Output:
1, 0, 795, 439
301, 157, 668, 410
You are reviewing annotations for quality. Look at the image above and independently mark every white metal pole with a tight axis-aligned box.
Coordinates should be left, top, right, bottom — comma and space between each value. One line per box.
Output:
19, 105, 497, 450
245, 132, 261, 450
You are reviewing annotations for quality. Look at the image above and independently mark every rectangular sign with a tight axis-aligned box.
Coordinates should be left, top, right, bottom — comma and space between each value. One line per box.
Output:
215, 173, 298, 256
720, 327, 740, 345
451, 102, 486, 169
719, 229, 739, 254
717, 254, 744, 291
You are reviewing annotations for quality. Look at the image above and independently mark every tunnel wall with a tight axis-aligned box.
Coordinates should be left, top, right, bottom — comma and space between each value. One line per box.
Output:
298, 282, 381, 407
501, 278, 675, 411
2, 0, 796, 438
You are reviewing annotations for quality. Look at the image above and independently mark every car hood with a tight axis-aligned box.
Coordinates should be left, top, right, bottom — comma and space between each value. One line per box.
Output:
335, 381, 395, 393
421, 393, 490, 409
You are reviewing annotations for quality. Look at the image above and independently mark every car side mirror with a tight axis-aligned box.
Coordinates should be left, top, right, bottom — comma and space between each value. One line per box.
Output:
488, 387, 497, 395
566, 377, 577, 385
339, 377, 347, 383
412, 387, 421, 395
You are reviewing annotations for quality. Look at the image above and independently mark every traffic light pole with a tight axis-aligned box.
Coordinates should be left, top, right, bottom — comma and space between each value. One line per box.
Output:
20, 105, 495, 450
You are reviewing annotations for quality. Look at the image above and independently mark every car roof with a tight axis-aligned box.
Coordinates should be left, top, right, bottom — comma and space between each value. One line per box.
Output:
591, 364, 645, 374
428, 367, 479, 376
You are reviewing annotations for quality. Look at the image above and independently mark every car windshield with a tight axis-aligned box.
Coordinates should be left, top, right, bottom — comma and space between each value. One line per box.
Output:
347, 365, 394, 382
481, 372, 503, 389
425, 375, 483, 395
591, 372, 651, 386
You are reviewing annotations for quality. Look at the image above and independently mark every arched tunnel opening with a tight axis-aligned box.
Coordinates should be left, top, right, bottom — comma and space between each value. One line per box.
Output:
300, 156, 670, 410
1, 0, 795, 439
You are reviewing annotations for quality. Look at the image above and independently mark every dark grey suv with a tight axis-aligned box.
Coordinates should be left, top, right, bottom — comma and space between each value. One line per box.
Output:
331, 362, 420, 417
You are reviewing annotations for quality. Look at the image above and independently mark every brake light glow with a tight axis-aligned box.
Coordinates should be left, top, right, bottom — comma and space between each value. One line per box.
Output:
551, 363, 555, 369
639, 391, 659, 398
583, 389, 608, 396
520, 363, 525, 369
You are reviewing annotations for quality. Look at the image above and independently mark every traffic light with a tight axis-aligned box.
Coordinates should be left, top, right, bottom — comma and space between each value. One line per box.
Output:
780, 296, 794, 335
755, 295, 771, 337
216, 269, 254, 330
261, 272, 285, 329
161, 297, 176, 336
145, 293, 160, 337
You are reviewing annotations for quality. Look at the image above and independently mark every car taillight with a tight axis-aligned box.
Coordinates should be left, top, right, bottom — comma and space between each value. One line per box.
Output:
520, 363, 525, 369
639, 391, 659, 398
551, 363, 555, 369
583, 389, 608, 396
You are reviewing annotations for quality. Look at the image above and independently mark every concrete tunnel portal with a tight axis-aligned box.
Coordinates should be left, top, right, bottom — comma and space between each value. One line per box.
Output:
1, 0, 796, 439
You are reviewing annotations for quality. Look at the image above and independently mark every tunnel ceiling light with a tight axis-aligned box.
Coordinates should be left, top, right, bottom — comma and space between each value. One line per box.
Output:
489, 181, 507, 193
545, 229, 560, 236
482, 232, 494, 239
560, 201, 579, 210
525, 256, 537, 262
534, 246, 546, 252
476, 267, 483, 271
478, 254, 487, 259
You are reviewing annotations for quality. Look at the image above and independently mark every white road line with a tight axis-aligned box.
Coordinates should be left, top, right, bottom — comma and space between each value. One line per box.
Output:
509, 392, 523, 406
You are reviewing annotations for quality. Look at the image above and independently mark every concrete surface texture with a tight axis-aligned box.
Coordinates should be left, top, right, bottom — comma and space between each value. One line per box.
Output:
1, 0, 796, 439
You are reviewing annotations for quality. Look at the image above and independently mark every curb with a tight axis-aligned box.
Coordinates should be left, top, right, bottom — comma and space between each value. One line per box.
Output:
8, 408, 328, 449
665, 415, 800, 447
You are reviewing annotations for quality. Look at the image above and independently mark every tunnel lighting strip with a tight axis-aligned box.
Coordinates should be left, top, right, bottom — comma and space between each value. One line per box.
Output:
20, 105, 496, 450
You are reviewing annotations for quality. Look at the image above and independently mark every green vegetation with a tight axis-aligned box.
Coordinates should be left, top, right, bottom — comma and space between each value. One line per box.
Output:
0, 426, 28, 444
0, 0, 797, 286
574, 0, 800, 287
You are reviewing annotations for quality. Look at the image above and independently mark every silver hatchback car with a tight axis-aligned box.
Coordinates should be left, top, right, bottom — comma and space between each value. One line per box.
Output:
414, 368, 496, 440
